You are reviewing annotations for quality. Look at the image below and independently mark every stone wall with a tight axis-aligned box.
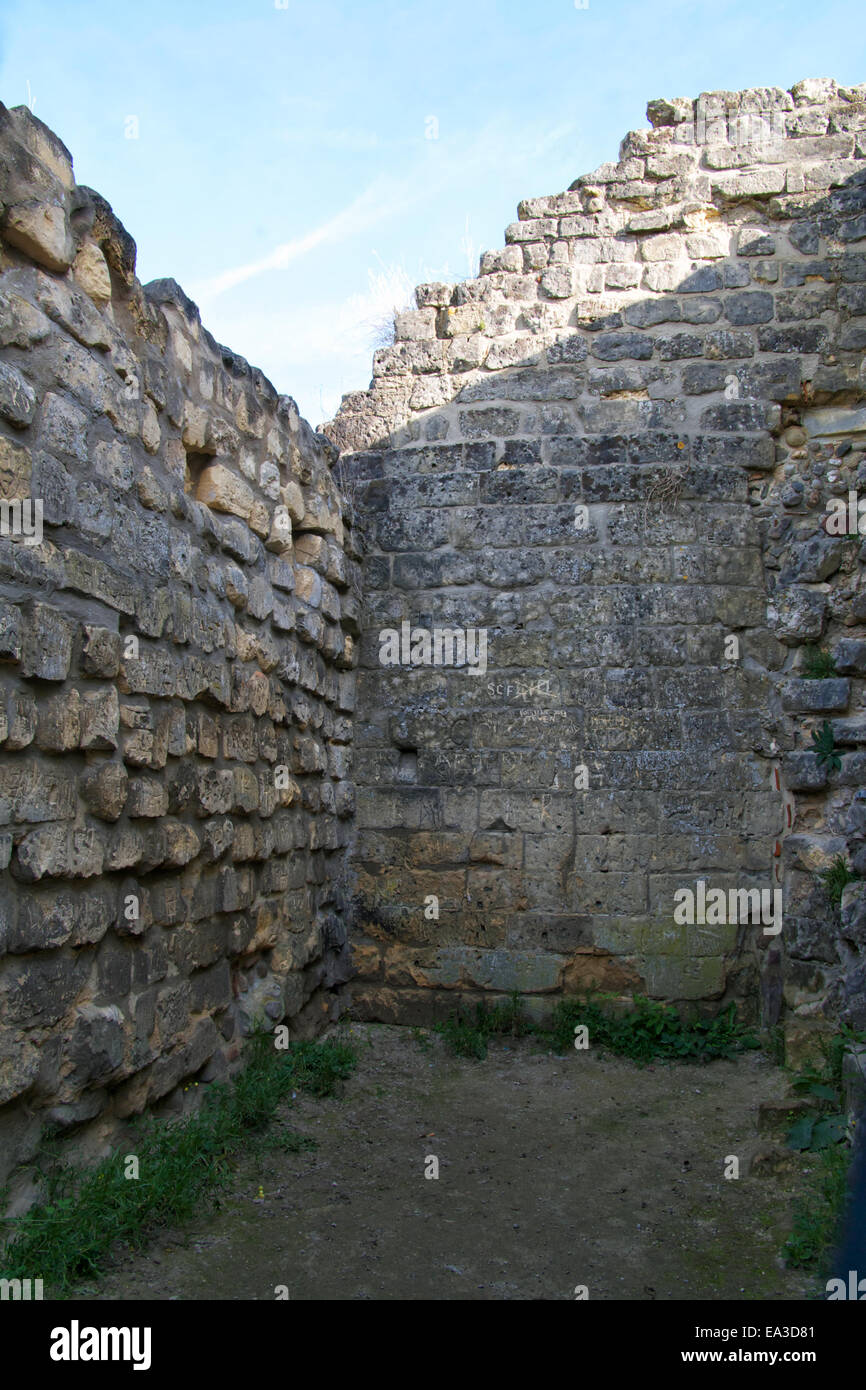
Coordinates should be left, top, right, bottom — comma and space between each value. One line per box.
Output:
327, 78, 866, 1056
3, 76, 866, 1207
0, 103, 359, 1210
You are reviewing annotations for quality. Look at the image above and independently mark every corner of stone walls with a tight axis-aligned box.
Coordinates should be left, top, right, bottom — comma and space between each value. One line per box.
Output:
0, 101, 359, 1213
326, 78, 866, 1059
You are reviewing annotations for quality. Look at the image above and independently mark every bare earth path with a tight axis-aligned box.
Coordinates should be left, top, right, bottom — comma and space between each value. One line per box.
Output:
78, 1023, 815, 1302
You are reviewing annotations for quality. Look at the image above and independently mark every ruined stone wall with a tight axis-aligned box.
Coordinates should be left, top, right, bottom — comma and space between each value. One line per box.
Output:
0, 104, 359, 1209
328, 78, 866, 1056
3, 75, 866, 1206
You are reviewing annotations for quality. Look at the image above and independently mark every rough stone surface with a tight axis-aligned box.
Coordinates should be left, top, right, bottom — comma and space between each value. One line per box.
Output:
324, 79, 866, 1042
4, 78, 866, 1208
0, 101, 357, 1211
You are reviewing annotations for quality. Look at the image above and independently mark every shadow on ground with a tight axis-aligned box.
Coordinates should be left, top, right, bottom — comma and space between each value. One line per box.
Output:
75, 1022, 814, 1301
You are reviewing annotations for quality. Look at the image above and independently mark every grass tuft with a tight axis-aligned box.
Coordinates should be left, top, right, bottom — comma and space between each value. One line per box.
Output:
430, 991, 757, 1065
800, 646, 838, 679
783, 1146, 851, 1274
780, 1032, 864, 1280
546, 994, 757, 1062
433, 991, 533, 1059
0, 1032, 355, 1295
820, 855, 859, 907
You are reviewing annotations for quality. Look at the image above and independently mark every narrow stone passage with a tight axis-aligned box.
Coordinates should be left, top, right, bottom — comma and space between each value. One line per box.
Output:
78, 1024, 813, 1302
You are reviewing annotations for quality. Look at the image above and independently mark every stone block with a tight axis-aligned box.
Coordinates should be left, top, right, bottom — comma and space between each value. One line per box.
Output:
195, 463, 255, 521
591, 332, 654, 361
20, 604, 75, 681
767, 586, 826, 645
782, 752, 828, 791
79, 761, 128, 821
126, 776, 169, 818
0, 949, 91, 1026
35, 689, 81, 751
67, 1004, 126, 1085
0, 1034, 40, 1106
79, 686, 119, 749
781, 678, 850, 713
0, 758, 77, 826
834, 639, 866, 674
0, 601, 23, 663
5, 692, 37, 750
3, 200, 74, 272
0, 360, 37, 427
13, 823, 106, 881
73, 241, 112, 303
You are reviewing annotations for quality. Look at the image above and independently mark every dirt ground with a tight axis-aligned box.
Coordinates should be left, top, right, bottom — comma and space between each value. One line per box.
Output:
75, 1022, 816, 1302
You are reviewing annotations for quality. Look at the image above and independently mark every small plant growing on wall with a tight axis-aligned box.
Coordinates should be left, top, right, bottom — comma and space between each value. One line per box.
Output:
818, 854, 859, 907
811, 720, 842, 773
642, 466, 687, 530
783, 1034, 862, 1154
800, 646, 837, 679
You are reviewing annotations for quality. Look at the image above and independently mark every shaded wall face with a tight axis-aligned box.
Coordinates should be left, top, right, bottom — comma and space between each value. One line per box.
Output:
332, 82, 866, 1037
0, 103, 359, 1205
344, 411, 776, 1020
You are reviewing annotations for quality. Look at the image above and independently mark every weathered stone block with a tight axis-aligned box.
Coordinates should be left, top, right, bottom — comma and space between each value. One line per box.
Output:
0, 1033, 40, 1106
0, 949, 91, 1026
0, 756, 77, 827
0, 435, 32, 502
66, 1004, 126, 1085
13, 823, 106, 881
73, 241, 112, 303
782, 752, 828, 791
781, 678, 850, 713
767, 586, 826, 645
126, 775, 169, 818
0, 360, 37, 427
833, 639, 866, 674
20, 604, 75, 681
35, 689, 81, 752
79, 687, 119, 749
195, 463, 255, 521
591, 332, 654, 361
3, 200, 74, 272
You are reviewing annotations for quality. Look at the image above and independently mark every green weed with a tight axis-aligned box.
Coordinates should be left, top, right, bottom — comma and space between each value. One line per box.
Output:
784, 1027, 865, 1153
0, 1033, 355, 1295
819, 855, 859, 907
431, 991, 757, 1064
546, 995, 757, 1062
434, 1007, 492, 1059
783, 1146, 851, 1274
800, 647, 838, 679
811, 720, 842, 773
765, 1023, 786, 1067
432, 992, 530, 1059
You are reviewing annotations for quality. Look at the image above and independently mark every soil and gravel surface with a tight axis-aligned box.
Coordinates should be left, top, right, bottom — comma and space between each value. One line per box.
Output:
77, 1022, 814, 1302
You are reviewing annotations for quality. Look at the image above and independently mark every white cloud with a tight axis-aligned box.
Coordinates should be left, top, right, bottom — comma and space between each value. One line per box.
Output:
186, 114, 580, 420
189, 115, 577, 307
189, 175, 410, 303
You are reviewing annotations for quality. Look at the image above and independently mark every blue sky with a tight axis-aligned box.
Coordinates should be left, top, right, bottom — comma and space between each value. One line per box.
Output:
1, 0, 864, 426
